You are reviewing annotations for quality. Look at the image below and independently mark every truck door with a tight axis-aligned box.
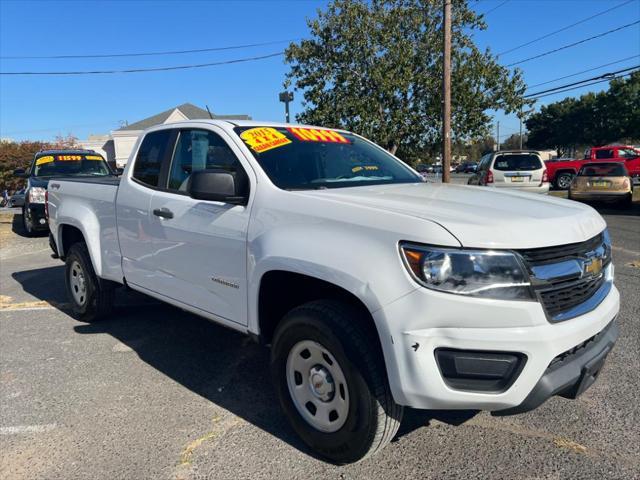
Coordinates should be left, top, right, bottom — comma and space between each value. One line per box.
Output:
146, 127, 253, 326
117, 129, 176, 288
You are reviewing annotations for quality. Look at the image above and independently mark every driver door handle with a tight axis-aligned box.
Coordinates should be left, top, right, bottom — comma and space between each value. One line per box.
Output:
153, 207, 174, 219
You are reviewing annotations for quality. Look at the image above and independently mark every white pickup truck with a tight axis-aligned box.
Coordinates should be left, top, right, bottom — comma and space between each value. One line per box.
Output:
48, 120, 619, 463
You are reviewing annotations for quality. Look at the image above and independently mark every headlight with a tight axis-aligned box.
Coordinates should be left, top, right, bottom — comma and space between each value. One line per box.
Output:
29, 187, 46, 204
400, 243, 533, 300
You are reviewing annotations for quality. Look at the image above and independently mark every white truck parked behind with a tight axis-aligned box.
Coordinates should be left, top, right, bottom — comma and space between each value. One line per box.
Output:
48, 121, 619, 463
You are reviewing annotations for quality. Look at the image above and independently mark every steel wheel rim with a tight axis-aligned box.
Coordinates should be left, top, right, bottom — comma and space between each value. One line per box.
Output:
286, 340, 349, 433
558, 175, 571, 188
69, 260, 87, 306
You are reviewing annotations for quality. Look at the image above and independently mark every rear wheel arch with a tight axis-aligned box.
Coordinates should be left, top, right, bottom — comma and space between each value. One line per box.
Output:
59, 224, 85, 258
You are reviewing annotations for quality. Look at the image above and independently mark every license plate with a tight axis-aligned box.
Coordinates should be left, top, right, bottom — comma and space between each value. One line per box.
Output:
511, 176, 524, 182
592, 181, 609, 188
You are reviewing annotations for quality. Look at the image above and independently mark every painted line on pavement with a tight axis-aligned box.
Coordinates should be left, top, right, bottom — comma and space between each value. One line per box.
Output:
0, 424, 57, 435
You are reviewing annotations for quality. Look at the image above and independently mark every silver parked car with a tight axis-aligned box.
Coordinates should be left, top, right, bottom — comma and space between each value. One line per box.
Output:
8, 189, 26, 207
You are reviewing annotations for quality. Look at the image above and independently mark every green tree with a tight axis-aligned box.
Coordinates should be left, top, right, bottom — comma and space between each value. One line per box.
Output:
285, 0, 527, 156
500, 133, 527, 150
526, 72, 640, 153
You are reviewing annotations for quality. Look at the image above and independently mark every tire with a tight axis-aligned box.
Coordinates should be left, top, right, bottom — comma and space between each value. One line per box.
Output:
555, 173, 573, 190
22, 205, 34, 237
64, 242, 114, 322
271, 300, 403, 464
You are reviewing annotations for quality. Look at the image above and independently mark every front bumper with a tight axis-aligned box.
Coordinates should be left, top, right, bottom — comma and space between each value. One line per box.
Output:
493, 319, 618, 415
373, 281, 619, 411
25, 203, 48, 230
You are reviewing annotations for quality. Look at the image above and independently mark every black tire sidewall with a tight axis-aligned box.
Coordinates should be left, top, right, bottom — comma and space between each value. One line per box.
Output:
271, 310, 380, 463
557, 174, 572, 189
64, 244, 99, 321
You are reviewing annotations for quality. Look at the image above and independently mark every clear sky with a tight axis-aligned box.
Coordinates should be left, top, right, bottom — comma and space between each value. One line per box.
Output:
0, 0, 638, 143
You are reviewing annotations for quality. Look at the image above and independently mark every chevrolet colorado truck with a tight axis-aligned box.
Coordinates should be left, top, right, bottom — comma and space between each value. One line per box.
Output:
47, 121, 620, 463
546, 145, 640, 189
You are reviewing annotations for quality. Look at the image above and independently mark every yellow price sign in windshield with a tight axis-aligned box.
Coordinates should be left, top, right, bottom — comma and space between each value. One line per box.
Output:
240, 127, 291, 153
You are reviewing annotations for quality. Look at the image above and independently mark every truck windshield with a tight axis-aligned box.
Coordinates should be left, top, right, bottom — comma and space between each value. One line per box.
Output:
33, 154, 111, 177
234, 126, 419, 190
493, 154, 542, 171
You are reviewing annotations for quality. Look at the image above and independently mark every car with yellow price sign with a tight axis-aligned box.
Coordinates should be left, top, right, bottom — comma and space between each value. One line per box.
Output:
13, 149, 114, 236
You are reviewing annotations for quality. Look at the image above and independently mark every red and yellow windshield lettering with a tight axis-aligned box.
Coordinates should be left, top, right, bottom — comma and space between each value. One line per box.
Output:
240, 127, 292, 153
287, 127, 349, 144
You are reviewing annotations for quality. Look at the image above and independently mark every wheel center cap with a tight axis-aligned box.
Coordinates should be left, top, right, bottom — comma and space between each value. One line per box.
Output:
309, 366, 334, 401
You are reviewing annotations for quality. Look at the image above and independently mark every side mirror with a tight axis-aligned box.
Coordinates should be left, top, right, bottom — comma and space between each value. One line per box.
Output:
187, 169, 248, 205
13, 168, 27, 178
115, 167, 124, 176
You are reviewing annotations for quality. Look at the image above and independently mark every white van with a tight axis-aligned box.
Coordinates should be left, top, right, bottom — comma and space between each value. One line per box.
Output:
469, 150, 549, 194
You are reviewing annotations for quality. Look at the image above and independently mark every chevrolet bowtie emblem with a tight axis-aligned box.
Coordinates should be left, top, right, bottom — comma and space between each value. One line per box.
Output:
584, 257, 603, 276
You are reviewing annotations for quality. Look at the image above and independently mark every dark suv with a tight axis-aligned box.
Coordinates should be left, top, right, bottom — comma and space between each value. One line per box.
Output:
14, 150, 113, 236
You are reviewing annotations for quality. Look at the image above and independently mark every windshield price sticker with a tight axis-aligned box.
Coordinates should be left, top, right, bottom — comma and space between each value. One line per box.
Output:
287, 127, 350, 144
241, 127, 292, 153
352, 165, 379, 173
57, 155, 82, 161
85, 155, 104, 161
35, 155, 54, 166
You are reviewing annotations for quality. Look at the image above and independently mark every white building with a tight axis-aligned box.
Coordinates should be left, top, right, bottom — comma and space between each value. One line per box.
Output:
79, 103, 250, 168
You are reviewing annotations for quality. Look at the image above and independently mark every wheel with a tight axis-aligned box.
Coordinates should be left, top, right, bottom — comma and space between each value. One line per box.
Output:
64, 242, 114, 322
21, 206, 35, 236
555, 173, 573, 190
271, 300, 403, 464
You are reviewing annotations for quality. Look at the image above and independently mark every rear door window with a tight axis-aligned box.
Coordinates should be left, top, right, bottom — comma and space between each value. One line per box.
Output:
132, 130, 174, 187
492, 154, 542, 171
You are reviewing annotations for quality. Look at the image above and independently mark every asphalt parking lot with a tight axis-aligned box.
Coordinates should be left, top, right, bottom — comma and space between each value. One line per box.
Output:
1, 192, 639, 480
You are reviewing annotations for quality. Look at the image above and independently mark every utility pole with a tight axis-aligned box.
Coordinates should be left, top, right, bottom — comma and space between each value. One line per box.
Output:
519, 116, 523, 150
441, 0, 452, 183
496, 121, 500, 151
279, 91, 294, 123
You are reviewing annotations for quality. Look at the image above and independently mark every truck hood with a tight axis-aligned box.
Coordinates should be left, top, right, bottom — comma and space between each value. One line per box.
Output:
301, 183, 606, 249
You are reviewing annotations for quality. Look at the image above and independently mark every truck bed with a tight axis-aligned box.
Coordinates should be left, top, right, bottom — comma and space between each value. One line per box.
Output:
48, 175, 123, 283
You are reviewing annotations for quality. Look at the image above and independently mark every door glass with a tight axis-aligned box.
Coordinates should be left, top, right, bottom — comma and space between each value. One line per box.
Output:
594, 149, 615, 159
168, 129, 244, 192
133, 130, 173, 187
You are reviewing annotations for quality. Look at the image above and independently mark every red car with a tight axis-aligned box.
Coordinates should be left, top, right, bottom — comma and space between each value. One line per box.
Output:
545, 146, 640, 189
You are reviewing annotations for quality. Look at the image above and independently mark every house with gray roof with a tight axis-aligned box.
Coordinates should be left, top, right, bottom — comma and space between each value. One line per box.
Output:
80, 103, 251, 167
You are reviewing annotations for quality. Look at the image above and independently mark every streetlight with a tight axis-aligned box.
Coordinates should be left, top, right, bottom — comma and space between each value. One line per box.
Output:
279, 91, 294, 123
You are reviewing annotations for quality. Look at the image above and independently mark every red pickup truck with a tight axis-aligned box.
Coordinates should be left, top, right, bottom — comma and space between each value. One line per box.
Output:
545, 146, 640, 189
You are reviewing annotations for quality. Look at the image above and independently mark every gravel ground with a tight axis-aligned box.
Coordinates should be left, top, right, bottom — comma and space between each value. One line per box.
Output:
1, 195, 639, 480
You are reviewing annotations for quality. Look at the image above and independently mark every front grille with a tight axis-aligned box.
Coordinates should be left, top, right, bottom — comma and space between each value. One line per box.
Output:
538, 274, 605, 318
518, 233, 603, 265
516, 232, 609, 321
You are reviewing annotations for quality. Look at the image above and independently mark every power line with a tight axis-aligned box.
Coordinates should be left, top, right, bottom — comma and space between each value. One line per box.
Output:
497, 0, 636, 57
0, 51, 284, 76
481, 0, 510, 17
506, 20, 640, 67
526, 55, 640, 89
525, 68, 638, 99
0, 39, 297, 60
527, 74, 633, 100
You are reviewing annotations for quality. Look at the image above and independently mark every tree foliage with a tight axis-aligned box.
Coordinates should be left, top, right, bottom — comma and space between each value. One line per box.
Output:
0, 140, 52, 192
285, 0, 527, 156
526, 72, 640, 155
